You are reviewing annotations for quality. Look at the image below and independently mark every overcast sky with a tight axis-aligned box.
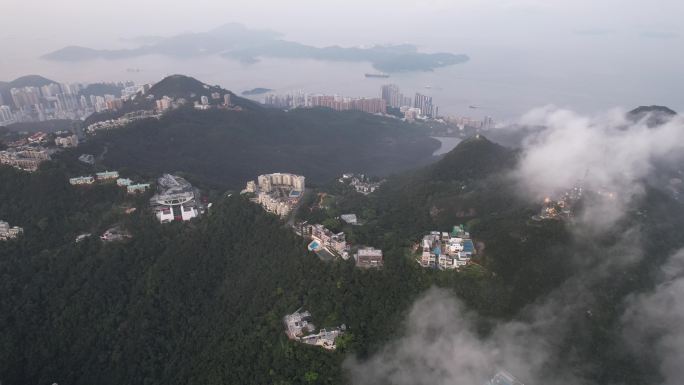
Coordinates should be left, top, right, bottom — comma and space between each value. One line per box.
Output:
1, 0, 682, 52
1, 0, 682, 116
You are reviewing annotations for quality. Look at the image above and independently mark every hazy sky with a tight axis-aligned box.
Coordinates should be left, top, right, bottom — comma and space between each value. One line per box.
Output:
1, 0, 682, 116
1, 0, 682, 52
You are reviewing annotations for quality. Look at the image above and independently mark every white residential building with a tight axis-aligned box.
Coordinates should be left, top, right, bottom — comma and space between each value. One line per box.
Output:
116, 178, 133, 186
0, 220, 23, 240
96, 171, 119, 181
70, 176, 95, 185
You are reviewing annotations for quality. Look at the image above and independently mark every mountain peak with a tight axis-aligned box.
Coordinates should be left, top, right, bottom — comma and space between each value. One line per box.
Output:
9, 75, 57, 88
629, 105, 677, 116
144, 74, 260, 111
430, 135, 514, 182
628, 105, 677, 127
147, 75, 213, 98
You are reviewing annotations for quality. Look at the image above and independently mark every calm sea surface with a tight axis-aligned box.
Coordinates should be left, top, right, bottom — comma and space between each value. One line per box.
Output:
2, 45, 682, 120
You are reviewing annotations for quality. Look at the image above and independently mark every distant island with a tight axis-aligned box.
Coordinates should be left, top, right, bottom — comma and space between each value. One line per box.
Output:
241, 88, 273, 96
42, 23, 469, 72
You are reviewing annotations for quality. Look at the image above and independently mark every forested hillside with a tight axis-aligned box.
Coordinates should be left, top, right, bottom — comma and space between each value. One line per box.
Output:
294, 136, 684, 384
3, 131, 684, 384
0, 164, 126, 248
75, 106, 440, 189
0, 165, 506, 385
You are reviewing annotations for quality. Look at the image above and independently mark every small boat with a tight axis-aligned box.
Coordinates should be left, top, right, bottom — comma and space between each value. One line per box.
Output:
365, 73, 390, 78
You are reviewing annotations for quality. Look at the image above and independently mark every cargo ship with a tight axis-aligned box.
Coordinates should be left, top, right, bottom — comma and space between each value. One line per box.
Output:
364, 73, 390, 78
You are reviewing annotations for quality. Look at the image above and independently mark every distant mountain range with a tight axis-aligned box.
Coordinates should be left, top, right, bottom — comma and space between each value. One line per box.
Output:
42, 23, 469, 72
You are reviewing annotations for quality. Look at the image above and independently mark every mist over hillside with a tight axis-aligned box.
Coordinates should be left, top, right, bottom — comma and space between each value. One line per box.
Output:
341, 107, 684, 385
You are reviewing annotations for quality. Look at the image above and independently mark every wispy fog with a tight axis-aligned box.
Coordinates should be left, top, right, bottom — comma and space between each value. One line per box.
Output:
346, 107, 684, 384
623, 248, 684, 385
514, 107, 684, 230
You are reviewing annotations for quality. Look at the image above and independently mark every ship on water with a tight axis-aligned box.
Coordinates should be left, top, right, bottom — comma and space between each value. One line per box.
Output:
364, 73, 390, 78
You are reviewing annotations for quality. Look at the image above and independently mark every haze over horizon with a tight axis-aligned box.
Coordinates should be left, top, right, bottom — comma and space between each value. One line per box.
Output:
2, 0, 683, 50
1, 0, 683, 117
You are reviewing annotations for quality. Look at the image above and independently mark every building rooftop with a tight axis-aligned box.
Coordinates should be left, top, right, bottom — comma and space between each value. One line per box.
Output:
151, 174, 196, 205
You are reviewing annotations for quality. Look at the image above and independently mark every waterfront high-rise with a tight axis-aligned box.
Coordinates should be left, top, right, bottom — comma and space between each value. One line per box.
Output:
11, 87, 41, 109
381, 84, 412, 109
0, 105, 14, 123
414, 93, 434, 118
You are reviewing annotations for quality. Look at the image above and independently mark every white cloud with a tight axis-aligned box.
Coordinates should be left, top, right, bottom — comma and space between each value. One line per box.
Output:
514, 106, 684, 229
623, 249, 684, 385
346, 106, 684, 385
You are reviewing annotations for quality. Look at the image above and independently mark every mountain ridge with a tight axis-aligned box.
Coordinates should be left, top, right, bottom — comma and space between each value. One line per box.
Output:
42, 23, 469, 72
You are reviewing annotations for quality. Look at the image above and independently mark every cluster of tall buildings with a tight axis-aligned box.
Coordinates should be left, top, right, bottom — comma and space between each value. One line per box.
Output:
444, 115, 495, 129
395, 86, 499, 127
263, 92, 308, 109
382, 84, 497, 127
0, 81, 142, 125
380, 84, 413, 109
413, 93, 437, 118
381, 84, 437, 118
309, 95, 386, 114
262, 85, 443, 118
2, 84, 81, 123
263, 92, 386, 114
261, 84, 497, 126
